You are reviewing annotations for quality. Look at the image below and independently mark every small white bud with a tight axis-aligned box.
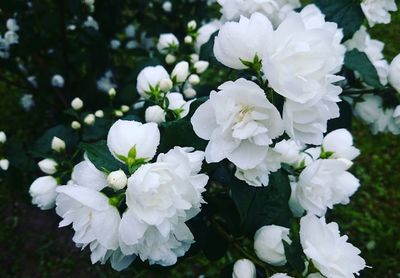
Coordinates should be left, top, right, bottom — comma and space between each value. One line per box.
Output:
162, 1, 172, 12
172, 61, 190, 83
187, 20, 197, 30
165, 54, 176, 64
38, 158, 58, 174
110, 39, 121, 49
232, 259, 256, 278
71, 97, 83, 110
95, 110, 104, 118
188, 74, 200, 85
0, 159, 9, 171
190, 53, 199, 63
51, 136, 66, 152
0, 131, 6, 144
184, 35, 193, 44
107, 169, 128, 190
133, 100, 145, 110
84, 114, 96, 125
194, 61, 209, 74
114, 110, 123, 117
121, 105, 130, 113
160, 78, 173, 92
183, 87, 197, 99
71, 121, 81, 130
51, 74, 65, 88
145, 105, 166, 124
108, 88, 117, 97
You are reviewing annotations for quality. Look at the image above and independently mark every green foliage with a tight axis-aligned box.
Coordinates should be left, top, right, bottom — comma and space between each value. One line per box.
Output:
314, 0, 365, 40
33, 125, 78, 156
80, 140, 126, 172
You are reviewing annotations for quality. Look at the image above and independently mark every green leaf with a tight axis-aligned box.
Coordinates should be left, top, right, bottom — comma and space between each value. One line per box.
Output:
230, 169, 293, 235
199, 31, 218, 63
128, 145, 137, 159
314, 0, 365, 40
344, 49, 382, 88
80, 140, 127, 172
283, 239, 306, 273
82, 118, 112, 142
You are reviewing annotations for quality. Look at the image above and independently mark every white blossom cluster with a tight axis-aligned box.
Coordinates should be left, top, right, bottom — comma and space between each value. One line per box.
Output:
0, 18, 19, 59
0, 131, 9, 171
29, 120, 209, 270
360, 0, 397, 27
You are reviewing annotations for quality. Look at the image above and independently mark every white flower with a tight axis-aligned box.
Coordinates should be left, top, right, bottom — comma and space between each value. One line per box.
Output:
361, 0, 397, 27
84, 114, 96, 125
20, 94, 35, 111
306, 274, 324, 278
195, 20, 221, 53
254, 225, 291, 266
194, 61, 209, 74
167, 93, 192, 118
295, 159, 360, 216
300, 214, 366, 278
145, 105, 166, 124
270, 274, 293, 278
159, 78, 173, 92
217, 0, 301, 26
354, 94, 382, 125
71, 97, 83, 110
29, 176, 58, 210
190, 53, 199, 63
232, 259, 256, 278
71, 158, 107, 191
171, 61, 190, 83
345, 27, 389, 85
162, 1, 172, 12
183, 87, 197, 99
322, 129, 360, 160
157, 33, 179, 54
136, 66, 169, 98
107, 170, 128, 190
56, 185, 125, 267
191, 78, 284, 169
0, 131, 6, 143
263, 5, 345, 104
0, 158, 10, 170
214, 13, 273, 69
119, 147, 208, 265
4, 31, 19, 45
389, 53, 400, 92
283, 89, 340, 145
83, 16, 99, 30
38, 158, 58, 174
51, 74, 65, 88
6, 18, 19, 32
107, 120, 160, 162
51, 136, 66, 152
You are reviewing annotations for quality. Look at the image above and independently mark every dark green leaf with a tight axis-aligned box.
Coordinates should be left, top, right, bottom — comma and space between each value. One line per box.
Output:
82, 118, 112, 142
314, 0, 365, 40
283, 238, 306, 272
327, 100, 353, 132
230, 170, 292, 235
33, 125, 79, 156
344, 49, 382, 88
80, 140, 127, 172
199, 31, 218, 63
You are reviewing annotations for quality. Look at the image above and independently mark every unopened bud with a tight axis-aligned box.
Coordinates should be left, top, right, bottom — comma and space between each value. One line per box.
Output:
114, 110, 123, 117
84, 114, 95, 125
0, 159, 9, 171
145, 105, 166, 124
71, 121, 81, 130
188, 74, 200, 85
107, 169, 128, 190
160, 78, 173, 92
183, 87, 197, 99
194, 61, 209, 74
184, 35, 193, 44
51, 136, 66, 152
108, 88, 117, 97
0, 131, 6, 144
187, 20, 197, 30
38, 158, 58, 174
165, 54, 176, 64
121, 105, 130, 113
71, 97, 83, 110
95, 110, 104, 118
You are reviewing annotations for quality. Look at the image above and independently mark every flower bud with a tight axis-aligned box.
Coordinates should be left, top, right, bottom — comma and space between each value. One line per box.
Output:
162, 1, 172, 12
107, 169, 128, 190
125, 25, 135, 38
232, 259, 256, 278
187, 20, 197, 30
95, 110, 104, 118
51, 136, 66, 152
29, 176, 58, 210
71, 97, 83, 110
183, 87, 197, 99
172, 61, 190, 83
0, 131, 6, 144
157, 33, 179, 54
71, 121, 81, 130
133, 100, 145, 110
254, 225, 292, 266
194, 61, 209, 74
51, 74, 65, 88
188, 74, 200, 85
160, 78, 173, 92
110, 39, 121, 50
108, 87, 117, 97
114, 110, 123, 117
184, 35, 193, 44
190, 53, 199, 63
165, 54, 176, 64
145, 105, 166, 124
84, 114, 95, 125
38, 158, 58, 174
0, 159, 9, 171
121, 105, 130, 113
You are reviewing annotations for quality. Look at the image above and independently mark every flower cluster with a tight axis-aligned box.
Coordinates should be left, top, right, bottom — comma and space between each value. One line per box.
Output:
0, 18, 19, 59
